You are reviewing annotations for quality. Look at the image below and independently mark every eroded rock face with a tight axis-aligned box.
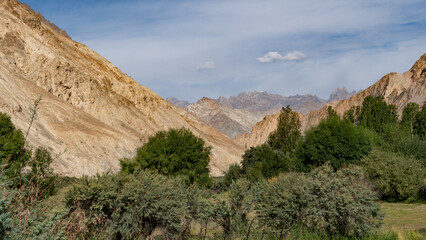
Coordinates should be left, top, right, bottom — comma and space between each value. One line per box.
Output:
186, 97, 271, 138
216, 91, 326, 115
236, 54, 426, 149
0, 0, 244, 176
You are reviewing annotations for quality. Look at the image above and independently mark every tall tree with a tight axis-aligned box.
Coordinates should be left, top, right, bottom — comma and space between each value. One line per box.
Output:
359, 96, 397, 133
267, 106, 301, 153
414, 105, 426, 140
400, 102, 420, 139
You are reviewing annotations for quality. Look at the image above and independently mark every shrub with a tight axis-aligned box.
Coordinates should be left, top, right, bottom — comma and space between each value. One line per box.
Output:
241, 143, 293, 182
120, 128, 212, 187
65, 171, 187, 239
0, 112, 31, 185
223, 163, 243, 189
256, 164, 382, 238
211, 178, 257, 239
297, 115, 373, 169
362, 149, 425, 201
26, 147, 56, 200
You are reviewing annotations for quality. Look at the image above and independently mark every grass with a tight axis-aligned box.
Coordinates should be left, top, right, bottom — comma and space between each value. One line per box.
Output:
381, 202, 426, 239
382, 202, 426, 232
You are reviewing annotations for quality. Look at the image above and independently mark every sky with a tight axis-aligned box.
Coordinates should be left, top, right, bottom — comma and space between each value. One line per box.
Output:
21, 0, 426, 102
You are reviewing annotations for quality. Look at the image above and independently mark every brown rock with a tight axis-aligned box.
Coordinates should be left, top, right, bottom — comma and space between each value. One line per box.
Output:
0, 0, 244, 176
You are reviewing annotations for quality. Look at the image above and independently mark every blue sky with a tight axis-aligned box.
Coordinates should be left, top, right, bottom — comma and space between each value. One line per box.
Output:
22, 0, 426, 102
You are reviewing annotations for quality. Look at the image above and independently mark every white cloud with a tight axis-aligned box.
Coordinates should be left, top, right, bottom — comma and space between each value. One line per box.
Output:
197, 61, 215, 71
257, 51, 307, 63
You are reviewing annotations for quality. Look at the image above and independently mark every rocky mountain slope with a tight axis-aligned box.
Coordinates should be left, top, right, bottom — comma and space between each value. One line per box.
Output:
236, 54, 426, 149
0, 0, 244, 176
216, 91, 326, 115
186, 97, 269, 138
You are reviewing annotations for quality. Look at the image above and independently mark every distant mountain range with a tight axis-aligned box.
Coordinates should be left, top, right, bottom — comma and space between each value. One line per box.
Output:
236, 54, 426, 149
167, 88, 357, 138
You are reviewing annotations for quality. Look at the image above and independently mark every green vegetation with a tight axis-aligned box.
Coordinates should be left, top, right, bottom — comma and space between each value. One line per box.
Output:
297, 114, 373, 169
120, 127, 212, 187
362, 149, 425, 201
257, 164, 382, 238
359, 96, 398, 133
1, 95, 425, 239
267, 106, 301, 153
241, 143, 293, 182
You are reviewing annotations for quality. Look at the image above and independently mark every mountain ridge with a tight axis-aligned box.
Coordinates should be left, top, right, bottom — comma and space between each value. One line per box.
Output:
0, 0, 244, 176
236, 54, 426, 149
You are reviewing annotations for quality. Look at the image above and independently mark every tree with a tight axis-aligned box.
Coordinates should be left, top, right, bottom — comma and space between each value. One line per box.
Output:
343, 106, 362, 125
26, 147, 56, 200
359, 96, 397, 133
413, 105, 426, 139
362, 149, 425, 200
223, 163, 243, 189
120, 128, 212, 187
0, 112, 31, 185
400, 102, 420, 139
256, 164, 382, 238
241, 143, 293, 182
267, 106, 301, 153
297, 115, 373, 169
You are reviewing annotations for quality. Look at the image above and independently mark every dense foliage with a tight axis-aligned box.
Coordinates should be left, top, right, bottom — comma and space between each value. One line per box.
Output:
65, 171, 186, 239
359, 96, 398, 133
267, 106, 301, 153
362, 149, 425, 201
297, 115, 373, 169
120, 127, 212, 187
241, 143, 293, 181
0, 112, 31, 186
256, 164, 382, 238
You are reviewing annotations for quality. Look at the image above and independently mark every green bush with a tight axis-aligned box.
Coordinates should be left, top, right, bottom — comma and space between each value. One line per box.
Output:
241, 143, 293, 182
256, 164, 382, 238
120, 128, 212, 187
380, 124, 426, 165
297, 115, 373, 169
362, 149, 425, 201
211, 178, 258, 239
0, 112, 31, 186
223, 163, 243, 188
65, 171, 187, 239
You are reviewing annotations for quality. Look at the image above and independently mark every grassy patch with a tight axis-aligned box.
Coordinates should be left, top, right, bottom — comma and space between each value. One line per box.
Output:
382, 202, 426, 237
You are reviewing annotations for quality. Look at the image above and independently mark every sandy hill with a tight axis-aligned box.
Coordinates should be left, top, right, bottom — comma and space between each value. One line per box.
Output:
237, 54, 426, 149
0, 0, 244, 176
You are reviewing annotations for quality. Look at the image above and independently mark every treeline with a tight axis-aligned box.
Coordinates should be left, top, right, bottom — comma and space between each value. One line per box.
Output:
226, 96, 425, 201
0, 96, 425, 239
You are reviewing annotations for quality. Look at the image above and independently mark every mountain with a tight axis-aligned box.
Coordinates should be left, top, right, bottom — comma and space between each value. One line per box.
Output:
0, 0, 244, 176
171, 90, 354, 139
236, 54, 426, 149
166, 97, 191, 108
216, 91, 327, 115
328, 87, 357, 102
185, 97, 269, 138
